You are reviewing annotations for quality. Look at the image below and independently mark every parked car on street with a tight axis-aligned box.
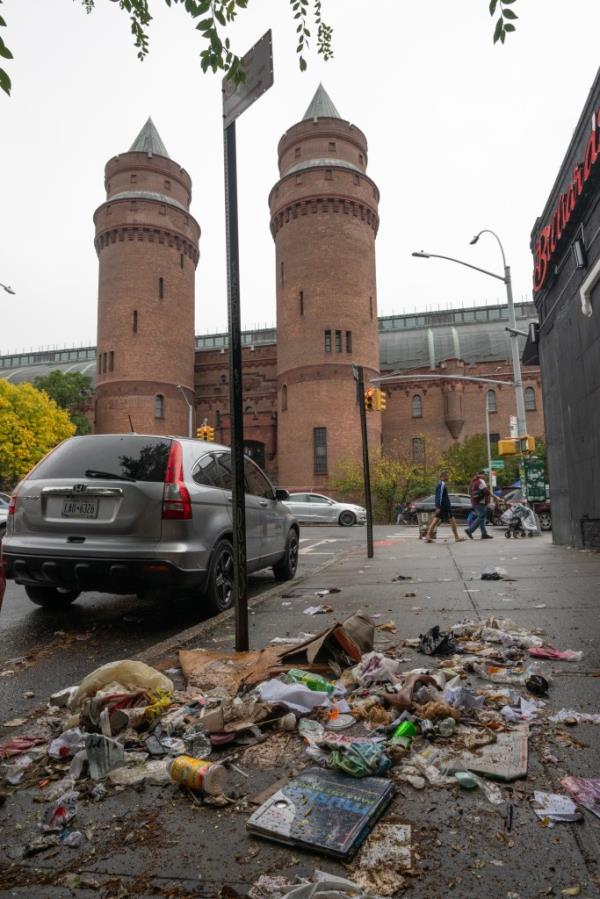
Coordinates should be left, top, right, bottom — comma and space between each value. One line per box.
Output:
410, 493, 503, 526
283, 493, 366, 527
503, 488, 552, 531
2, 434, 299, 612
0, 493, 9, 542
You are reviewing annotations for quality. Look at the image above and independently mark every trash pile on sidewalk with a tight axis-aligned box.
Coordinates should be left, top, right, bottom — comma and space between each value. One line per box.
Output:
0, 610, 595, 895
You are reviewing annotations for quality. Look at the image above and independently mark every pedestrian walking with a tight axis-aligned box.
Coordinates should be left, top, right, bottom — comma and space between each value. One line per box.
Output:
395, 500, 405, 525
424, 470, 466, 543
465, 469, 493, 540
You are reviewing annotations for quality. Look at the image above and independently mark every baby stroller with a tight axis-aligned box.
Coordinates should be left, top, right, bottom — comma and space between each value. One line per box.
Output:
500, 503, 540, 538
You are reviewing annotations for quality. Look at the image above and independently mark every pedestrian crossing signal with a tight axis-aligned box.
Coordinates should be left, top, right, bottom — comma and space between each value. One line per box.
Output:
364, 388, 374, 411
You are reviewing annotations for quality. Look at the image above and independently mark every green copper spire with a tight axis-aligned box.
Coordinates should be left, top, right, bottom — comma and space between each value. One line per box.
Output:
129, 117, 170, 158
302, 84, 341, 121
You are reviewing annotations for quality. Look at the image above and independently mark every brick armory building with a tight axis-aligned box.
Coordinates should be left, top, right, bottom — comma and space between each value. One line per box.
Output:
0, 88, 543, 488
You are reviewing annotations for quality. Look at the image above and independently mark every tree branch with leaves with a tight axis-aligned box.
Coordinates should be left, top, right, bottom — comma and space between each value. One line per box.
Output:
0, 0, 518, 98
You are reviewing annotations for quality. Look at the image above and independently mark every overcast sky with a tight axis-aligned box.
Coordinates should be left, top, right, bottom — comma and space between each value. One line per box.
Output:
1, 0, 599, 354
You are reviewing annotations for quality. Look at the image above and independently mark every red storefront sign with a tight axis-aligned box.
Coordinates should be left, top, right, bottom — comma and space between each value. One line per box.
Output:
533, 110, 600, 292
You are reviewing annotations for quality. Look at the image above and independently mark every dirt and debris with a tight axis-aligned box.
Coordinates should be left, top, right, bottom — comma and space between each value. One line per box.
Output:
0, 602, 595, 895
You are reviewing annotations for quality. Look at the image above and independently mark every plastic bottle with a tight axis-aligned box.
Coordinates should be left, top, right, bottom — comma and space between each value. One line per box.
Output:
391, 720, 417, 748
167, 755, 228, 795
285, 668, 335, 696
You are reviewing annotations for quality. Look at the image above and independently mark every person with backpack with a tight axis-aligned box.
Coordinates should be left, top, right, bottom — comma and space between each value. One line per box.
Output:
424, 470, 466, 543
465, 469, 493, 539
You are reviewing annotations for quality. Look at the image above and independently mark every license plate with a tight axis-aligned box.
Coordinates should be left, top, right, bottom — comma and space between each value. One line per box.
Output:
62, 499, 99, 519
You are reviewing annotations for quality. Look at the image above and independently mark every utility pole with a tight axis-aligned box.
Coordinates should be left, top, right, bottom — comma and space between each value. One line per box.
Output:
353, 365, 374, 559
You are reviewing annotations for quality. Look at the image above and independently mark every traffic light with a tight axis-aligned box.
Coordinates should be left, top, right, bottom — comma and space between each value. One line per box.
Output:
196, 426, 206, 439
206, 426, 215, 442
374, 388, 387, 412
364, 388, 374, 411
498, 436, 536, 456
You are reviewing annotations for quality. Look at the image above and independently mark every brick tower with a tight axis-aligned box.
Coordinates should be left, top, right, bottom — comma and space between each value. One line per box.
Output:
94, 119, 200, 435
269, 86, 381, 488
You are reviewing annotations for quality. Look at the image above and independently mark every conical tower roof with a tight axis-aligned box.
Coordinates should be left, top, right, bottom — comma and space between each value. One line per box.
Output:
302, 84, 341, 121
129, 117, 170, 158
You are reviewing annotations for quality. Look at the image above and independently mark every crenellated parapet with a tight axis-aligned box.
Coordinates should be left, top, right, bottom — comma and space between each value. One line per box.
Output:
270, 194, 379, 238
94, 222, 199, 265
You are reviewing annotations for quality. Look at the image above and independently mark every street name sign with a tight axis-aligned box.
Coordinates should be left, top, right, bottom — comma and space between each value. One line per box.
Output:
222, 30, 273, 128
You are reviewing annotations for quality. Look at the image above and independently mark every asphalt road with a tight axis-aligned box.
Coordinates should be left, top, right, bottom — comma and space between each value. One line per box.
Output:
0, 524, 380, 722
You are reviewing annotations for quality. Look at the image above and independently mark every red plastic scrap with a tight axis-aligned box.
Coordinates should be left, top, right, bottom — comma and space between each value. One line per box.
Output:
0, 736, 46, 759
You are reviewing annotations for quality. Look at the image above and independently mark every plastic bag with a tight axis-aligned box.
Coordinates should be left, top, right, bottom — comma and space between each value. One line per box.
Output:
40, 790, 79, 831
328, 741, 391, 778
48, 728, 85, 760
351, 652, 401, 686
69, 660, 174, 710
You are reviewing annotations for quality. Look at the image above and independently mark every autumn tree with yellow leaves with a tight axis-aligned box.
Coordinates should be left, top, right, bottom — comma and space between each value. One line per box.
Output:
0, 380, 75, 489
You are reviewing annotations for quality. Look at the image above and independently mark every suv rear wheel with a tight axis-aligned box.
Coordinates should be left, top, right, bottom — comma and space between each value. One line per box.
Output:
25, 585, 80, 608
273, 528, 299, 581
205, 539, 234, 613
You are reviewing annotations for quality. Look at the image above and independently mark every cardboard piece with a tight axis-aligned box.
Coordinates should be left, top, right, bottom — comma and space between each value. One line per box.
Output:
179, 616, 372, 694
247, 767, 395, 860
446, 724, 529, 782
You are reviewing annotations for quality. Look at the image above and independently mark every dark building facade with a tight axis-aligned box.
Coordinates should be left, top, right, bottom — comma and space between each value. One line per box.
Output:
531, 67, 600, 549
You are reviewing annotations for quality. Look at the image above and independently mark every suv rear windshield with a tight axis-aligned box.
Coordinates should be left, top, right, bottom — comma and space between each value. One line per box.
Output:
31, 436, 172, 482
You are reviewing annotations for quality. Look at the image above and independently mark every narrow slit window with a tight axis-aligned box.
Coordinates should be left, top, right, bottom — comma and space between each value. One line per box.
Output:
487, 389, 497, 413
282, 385, 288, 411
314, 427, 327, 474
369, 295, 373, 319
294, 147, 301, 159
280, 261, 284, 287
335, 330, 342, 352
180, 253, 184, 269
412, 395, 423, 418
133, 310, 138, 333
159, 277, 164, 299
325, 169, 333, 181
346, 331, 352, 353
324, 330, 332, 353
109, 351, 114, 372
328, 141, 336, 152
299, 290, 304, 316
154, 394, 164, 419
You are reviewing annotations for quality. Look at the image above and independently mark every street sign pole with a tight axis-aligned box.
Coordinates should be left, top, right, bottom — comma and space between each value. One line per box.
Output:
353, 365, 374, 559
222, 31, 273, 653
223, 119, 248, 652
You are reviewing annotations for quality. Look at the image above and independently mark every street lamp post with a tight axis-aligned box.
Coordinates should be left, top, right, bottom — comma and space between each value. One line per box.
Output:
485, 391, 493, 491
412, 230, 528, 441
176, 384, 194, 438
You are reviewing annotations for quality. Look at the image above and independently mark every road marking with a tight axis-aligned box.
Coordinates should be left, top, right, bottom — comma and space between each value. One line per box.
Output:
300, 538, 339, 555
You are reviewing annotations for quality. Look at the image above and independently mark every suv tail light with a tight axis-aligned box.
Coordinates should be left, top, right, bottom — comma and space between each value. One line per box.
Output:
8, 487, 20, 516
162, 440, 192, 520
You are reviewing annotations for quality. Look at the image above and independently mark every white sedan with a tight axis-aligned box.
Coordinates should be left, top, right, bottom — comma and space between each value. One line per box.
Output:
283, 492, 366, 527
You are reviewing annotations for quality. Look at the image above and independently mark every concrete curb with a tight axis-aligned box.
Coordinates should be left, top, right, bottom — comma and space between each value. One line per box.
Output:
138, 547, 358, 664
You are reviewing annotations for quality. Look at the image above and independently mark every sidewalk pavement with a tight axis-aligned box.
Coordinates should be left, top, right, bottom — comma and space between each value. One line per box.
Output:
1, 529, 600, 898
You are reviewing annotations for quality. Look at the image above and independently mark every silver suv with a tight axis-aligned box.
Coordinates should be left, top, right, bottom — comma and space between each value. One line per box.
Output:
3, 434, 299, 612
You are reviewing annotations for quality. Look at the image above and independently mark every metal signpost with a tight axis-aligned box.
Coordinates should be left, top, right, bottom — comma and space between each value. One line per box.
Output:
222, 31, 274, 652
352, 365, 374, 559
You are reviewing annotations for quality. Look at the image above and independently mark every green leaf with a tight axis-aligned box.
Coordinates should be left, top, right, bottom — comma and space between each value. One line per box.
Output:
493, 15, 503, 42
502, 8, 518, 18
197, 16, 213, 30
299, 55, 307, 71
489, 0, 498, 14
214, 8, 226, 26
500, 29, 506, 43
504, 22, 516, 31
0, 36, 12, 60
0, 66, 11, 96
0, 16, 7, 27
